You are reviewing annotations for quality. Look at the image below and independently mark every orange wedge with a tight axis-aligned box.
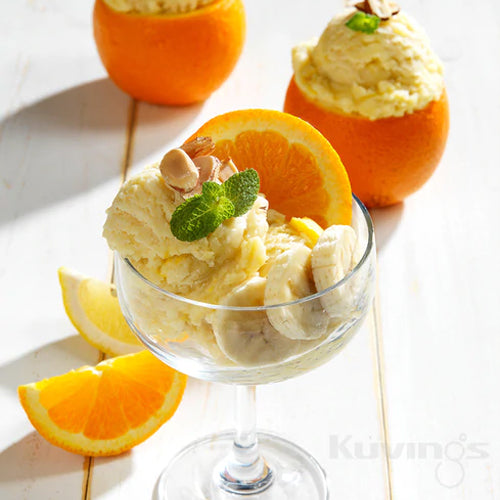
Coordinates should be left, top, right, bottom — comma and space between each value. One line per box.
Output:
189, 109, 352, 227
18, 351, 187, 456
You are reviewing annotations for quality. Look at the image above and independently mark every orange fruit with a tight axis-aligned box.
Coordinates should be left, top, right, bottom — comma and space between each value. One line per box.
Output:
93, 0, 246, 105
188, 109, 352, 227
284, 77, 450, 208
18, 351, 187, 456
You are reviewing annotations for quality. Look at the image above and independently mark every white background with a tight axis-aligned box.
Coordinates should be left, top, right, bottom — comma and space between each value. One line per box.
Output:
0, 0, 498, 498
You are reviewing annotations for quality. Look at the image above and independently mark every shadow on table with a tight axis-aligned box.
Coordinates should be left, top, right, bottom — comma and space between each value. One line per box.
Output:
0, 431, 131, 493
0, 334, 99, 394
0, 78, 203, 226
369, 203, 404, 253
1, 334, 133, 494
0, 432, 82, 481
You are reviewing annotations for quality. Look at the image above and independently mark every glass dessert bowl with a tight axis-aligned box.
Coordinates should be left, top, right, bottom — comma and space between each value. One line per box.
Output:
105, 109, 376, 498
114, 195, 376, 499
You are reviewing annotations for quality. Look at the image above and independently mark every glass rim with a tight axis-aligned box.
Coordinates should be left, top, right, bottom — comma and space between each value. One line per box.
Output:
116, 194, 374, 311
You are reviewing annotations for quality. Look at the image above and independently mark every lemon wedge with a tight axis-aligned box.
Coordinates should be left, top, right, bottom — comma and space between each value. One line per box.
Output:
58, 267, 142, 356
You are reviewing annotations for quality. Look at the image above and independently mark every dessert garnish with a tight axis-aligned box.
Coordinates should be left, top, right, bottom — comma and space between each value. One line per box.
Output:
170, 168, 260, 242
345, 11, 380, 34
160, 137, 240, 198
180, 136, 216, 159
354, 0, 400, 20
159, 137, 260, 241
347, 0, 400, 33
160, 148, 201, 192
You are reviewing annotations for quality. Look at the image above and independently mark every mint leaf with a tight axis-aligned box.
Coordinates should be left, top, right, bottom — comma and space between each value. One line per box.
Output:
170, 194, 235, 242
202, 181, 224, 201
345, 11, 380, 34
170, 168, 261, 242
223, 169, 260, 217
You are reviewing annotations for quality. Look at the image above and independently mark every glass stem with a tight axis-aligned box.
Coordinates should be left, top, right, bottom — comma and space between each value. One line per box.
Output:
216, 385, 273, 494
232, 385, 262, 476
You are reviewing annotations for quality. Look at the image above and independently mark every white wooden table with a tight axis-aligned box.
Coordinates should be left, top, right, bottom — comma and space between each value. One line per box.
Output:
1, 0, 499, 498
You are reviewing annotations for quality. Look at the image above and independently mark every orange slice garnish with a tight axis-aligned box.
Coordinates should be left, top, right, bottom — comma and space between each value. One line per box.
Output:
189, 109, 352, 227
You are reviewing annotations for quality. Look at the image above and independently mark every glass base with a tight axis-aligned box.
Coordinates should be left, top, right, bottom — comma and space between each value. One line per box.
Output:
156, 431, 329, 500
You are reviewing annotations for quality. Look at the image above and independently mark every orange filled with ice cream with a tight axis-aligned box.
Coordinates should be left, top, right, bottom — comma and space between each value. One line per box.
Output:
284, 0, 449, 207
93, 0, 246, 105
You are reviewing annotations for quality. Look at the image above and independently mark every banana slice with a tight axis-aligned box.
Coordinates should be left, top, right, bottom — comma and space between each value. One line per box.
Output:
213, 277, 312, 366
264, 245, 329, 340
311, 225, 357, 318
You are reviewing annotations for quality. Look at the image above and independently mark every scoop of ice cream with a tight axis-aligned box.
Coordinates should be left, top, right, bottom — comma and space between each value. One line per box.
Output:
103, 0, 215, 14
104, 163, 270, 355
104, 165, 268, 300
258, 209, 313, 277
292, 10, 444, 119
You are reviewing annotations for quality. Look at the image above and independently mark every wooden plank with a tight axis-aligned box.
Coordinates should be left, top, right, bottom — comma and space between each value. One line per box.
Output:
373, 1, 500, 498
0, 1, 130, 498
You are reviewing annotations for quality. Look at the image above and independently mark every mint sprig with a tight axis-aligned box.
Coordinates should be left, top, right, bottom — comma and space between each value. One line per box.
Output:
345, 11, 380, 34
170, 169, 260, 242
223, 170, 260, 217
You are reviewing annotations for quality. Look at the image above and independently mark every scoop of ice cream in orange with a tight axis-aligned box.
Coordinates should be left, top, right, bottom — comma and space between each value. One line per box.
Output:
284, 6, 449, 208
93, 0, 246, 105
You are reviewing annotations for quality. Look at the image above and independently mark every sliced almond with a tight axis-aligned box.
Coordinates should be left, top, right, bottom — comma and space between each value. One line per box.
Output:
219, 158, 239, 182
184, 156, 222, 197
354, 0, 372, 14
195, 155, 221, 183
180, 137, 215, 159
355, 0, 399, 20
389, 2, 400, 18
160, 148, 199, 191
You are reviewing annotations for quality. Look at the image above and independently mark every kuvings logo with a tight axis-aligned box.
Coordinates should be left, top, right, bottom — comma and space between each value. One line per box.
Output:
329, 433, 489, 488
